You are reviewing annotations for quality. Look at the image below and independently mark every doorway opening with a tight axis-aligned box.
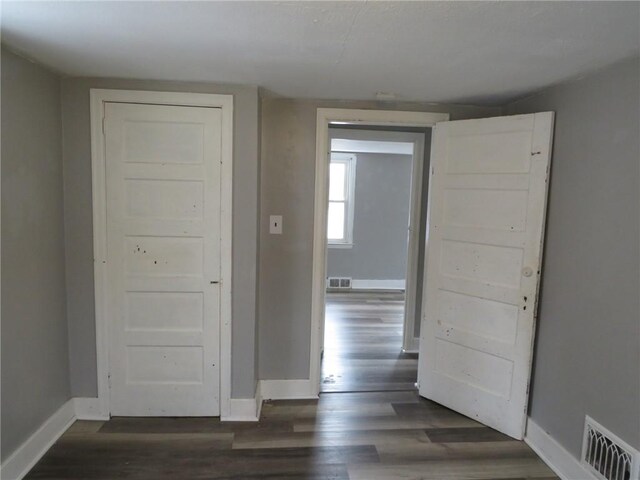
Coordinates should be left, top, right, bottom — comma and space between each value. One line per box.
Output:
322, 126, 429, 393
309, 108, 449, 397
311, 109, 553, 439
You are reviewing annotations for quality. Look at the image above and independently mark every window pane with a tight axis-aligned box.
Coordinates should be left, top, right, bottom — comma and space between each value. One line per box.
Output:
329, 162, 346, 201
327, 201, 345, 240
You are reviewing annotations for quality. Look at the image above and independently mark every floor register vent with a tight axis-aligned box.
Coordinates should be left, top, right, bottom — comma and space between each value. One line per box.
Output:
582, 416, 639, 480
327, 277, 352, 289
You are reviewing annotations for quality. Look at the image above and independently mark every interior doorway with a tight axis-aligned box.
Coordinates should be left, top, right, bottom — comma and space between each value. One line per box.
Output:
321, 126, 428, 393
311, 109, 554, 440
309, 108, 449, 395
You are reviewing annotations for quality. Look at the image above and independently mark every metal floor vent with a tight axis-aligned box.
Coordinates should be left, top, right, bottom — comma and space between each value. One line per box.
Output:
582, 416, 640, 480
327, 277, 352, 289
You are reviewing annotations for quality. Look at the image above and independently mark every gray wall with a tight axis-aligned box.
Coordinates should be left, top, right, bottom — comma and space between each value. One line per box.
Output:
327, 147, 413, 282
258, 98, 501, 380
61, 78, 260, 399
507, 57, 640, 456
1, 48, 71, 460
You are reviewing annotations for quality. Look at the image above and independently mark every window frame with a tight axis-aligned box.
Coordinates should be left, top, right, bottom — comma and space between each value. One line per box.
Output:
327, 152, 356, 248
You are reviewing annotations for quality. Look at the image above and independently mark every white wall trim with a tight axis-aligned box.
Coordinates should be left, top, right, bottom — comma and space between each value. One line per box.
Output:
0, 399, 76, 480
350, 279, 406, 290
310, 108, 450, 397
402, 132, 426, 352
260, 379, 318, 400
73, 397, 110, 421
89, 89, 234, 419
402, 337, 419, 353
525, 418, 597, 480
223, 382, 263, 422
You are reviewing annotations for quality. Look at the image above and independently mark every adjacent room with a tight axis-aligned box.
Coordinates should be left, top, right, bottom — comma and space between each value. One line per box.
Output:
322, 126, 424, 393
1, 2, 638, 480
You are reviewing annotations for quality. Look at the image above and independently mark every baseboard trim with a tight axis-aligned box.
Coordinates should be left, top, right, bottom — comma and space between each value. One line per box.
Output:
402, 336, 419, 353
74, 397, 109, 421
0, 399, 76, 480
525, 418, 596, 480
351, 279, 405, 290
260, 379, 318, 400
222, 382, 263, 422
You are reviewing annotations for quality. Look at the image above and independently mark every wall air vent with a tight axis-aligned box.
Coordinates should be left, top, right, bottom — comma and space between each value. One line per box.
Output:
327, 277, 352, 290
582, 416, 640, 480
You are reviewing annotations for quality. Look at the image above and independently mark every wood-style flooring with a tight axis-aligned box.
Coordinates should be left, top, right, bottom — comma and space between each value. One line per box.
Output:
322, 291, 417, 393
26, 391, 557, 479
26, 291, 557, 479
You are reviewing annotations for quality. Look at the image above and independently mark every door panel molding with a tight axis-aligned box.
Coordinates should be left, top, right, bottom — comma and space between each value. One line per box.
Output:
90, 89, 233, 419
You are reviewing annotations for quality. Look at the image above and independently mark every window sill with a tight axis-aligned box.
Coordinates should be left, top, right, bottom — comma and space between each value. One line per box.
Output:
328, 243, 354, 249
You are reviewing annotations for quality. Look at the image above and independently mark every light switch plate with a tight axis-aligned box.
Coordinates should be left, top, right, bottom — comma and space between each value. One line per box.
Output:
269, 215, 283, 234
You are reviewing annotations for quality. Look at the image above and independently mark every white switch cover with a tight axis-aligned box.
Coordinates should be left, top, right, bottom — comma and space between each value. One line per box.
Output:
269, 215, 283, 234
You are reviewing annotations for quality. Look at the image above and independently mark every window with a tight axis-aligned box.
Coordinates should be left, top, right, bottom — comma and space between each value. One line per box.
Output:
327, 153, 356, 246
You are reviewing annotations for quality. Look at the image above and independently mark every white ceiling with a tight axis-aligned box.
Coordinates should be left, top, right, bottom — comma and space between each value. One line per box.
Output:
2, 1, 639, 105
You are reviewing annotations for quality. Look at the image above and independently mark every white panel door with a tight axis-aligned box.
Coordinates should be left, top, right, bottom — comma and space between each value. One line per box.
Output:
418, 112, 554, 439
105, 102, 222, 416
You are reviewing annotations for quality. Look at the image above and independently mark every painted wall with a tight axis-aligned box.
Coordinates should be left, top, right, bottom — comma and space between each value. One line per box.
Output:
258, 98, 501, 380
507, 57, 640, 455
327, 130, 413, 283
1, 48, 71, 460
61, 78, 260, 399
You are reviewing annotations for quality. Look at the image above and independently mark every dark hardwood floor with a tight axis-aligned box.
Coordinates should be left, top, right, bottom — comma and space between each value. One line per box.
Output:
25, 391, 557, 479
25, 291, 557, 479
321, 291, 417, 393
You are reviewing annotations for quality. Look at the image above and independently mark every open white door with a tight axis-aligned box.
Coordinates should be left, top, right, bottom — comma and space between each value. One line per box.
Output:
418, 112, 554, 439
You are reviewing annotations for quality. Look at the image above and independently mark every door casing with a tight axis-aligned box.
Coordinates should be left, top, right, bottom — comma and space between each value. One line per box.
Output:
310, 108, 449, 397
90, 89, 233, 419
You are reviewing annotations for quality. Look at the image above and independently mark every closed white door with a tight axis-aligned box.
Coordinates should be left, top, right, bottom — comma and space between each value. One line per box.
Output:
105, 102, 222, 416
418, 112, 554, 439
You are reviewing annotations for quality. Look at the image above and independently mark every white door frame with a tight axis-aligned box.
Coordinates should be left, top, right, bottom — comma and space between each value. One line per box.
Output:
310, 108, 449, 396
90, 89, 233, 418
402, 132, 426, 353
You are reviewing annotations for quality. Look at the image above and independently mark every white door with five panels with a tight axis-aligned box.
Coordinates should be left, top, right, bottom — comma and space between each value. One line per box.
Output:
105, 102, 222, 416
418, 112, 554, 439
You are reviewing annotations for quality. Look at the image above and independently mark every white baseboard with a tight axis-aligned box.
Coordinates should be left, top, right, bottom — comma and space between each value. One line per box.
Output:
0, 399, 76, 480
260, 379, 318, 400
402, 336, 419, 353
73, 397, 109, 421
351, 279, 405, 290
525, 418, 596, 480
222, 382, 263, 422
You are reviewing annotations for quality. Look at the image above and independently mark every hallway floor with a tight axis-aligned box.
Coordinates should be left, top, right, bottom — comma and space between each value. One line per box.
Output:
321, 291, 418, 393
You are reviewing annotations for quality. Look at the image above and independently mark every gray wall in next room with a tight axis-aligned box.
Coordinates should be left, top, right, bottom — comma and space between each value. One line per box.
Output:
1, 48, 71, 461
507, 56, 640, 457
327, 130, 413, 282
